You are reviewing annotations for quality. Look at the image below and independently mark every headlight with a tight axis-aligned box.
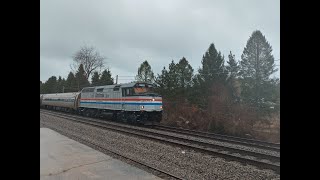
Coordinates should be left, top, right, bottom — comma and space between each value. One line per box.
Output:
160, 106, 162, 109
152, 98, 155, 101
141, 105, 144, 109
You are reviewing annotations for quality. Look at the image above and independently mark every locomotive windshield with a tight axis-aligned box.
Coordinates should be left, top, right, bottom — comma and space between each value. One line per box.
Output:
122, 83, 161, 97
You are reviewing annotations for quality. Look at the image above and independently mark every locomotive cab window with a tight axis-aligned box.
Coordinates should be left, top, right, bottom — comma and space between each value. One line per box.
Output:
113, 86, 120, 91
82, 88, 95, 93
122, 88, 134, 96
97, 88, 104, 92
132, 83, 160, 96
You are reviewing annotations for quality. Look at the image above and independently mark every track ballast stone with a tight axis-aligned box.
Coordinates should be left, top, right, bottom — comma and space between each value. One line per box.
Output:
40, 112, 280, 180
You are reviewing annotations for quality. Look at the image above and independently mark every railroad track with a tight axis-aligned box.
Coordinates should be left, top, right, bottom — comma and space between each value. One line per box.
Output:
153, 125, 280, 152
40, 109, 280, 174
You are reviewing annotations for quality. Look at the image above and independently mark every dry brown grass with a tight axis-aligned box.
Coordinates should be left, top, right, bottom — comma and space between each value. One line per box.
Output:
161, 83, 280, 143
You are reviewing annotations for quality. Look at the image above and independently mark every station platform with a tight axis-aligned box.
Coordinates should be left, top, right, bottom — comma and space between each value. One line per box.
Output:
40, 128, 162, 180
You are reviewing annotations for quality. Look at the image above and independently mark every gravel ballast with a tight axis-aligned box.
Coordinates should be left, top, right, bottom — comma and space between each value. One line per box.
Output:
40, 112, 280, 179
107, 121, 280, 157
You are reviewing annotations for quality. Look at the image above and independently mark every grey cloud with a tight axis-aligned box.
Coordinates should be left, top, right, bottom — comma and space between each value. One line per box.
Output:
41, 0, 280, 82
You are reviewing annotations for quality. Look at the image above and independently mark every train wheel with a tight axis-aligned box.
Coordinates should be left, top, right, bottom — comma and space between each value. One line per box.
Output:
112, 113, 117, 121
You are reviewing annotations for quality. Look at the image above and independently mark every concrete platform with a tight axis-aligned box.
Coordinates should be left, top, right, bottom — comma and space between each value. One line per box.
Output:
40, 128, 162, 180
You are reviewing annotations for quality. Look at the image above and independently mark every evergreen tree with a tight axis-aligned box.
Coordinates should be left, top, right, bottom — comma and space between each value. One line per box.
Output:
176, 57, 194, 89
135, 60, 154, 83
154, 67, 169, 96
226, 51, 240, 81
57, 76, 63, 93
91, 71, 100, 86
75, 64, 90, 91
198, 43, 227, 85
192, 43, 227, 108
226, 51, 241, 101
167, 60, 178, 90
189, 74, 206, 107
43, 76, 58, 93
99, 69, 114, 85
65, 72, 77, 92
155, 58, 193, 99
239, 30, 278, 109
175, 57, 194, 97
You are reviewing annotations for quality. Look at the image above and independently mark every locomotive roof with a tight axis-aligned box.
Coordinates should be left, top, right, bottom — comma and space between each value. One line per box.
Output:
119, 82, 137, 88
91, 82, 151, 89
42, 92, 80, 98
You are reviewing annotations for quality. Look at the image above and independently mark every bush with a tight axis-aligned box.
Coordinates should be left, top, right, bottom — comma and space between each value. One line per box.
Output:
160, 82, 280, 143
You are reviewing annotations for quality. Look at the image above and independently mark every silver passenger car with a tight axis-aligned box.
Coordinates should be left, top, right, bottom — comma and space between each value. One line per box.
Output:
42, 92, 80, 110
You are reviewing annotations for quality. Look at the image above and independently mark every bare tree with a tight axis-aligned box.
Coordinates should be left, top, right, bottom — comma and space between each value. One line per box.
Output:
71, 45, 106, 80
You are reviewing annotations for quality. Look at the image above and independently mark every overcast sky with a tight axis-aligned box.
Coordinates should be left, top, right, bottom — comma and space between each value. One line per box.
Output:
41, 0, 280, 84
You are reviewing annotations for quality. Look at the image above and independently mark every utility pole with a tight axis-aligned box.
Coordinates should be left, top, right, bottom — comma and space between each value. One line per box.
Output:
62, 86, 65, 93
116, 75, 118, 84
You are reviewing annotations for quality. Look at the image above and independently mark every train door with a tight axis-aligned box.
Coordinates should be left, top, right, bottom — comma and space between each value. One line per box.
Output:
74, 93, 81, 110
122, 88, 134, 111
113, 85, 121, 110
95, 88, 105, 109
122, 88, 126, 111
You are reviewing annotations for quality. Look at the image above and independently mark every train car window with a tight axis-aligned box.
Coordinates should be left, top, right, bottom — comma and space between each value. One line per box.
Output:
82, 88, 95, 92
97, 88, 104, 92
147, 84, 154, 88
122, 88, 135, 96
129, 88, 134, 96
136, 83, 147, 87
113, 86, 120, 91
95, 93, 104, 97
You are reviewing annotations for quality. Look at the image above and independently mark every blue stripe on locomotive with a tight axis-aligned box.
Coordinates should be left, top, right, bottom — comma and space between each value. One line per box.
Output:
80, 101, 162, 105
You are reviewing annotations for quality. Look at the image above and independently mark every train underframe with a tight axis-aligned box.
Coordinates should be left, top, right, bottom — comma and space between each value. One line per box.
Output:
41, 105, 162, 125
78, 107, 162, 125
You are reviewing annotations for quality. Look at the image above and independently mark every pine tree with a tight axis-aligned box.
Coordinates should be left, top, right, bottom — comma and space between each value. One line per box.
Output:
75, 64, 90, 91
91, 71, 100, 86
175, 57, 194, 98
189, 74, 205, 107
65, 72, 77, 92
176, 57, 194, 89
135, 60, 154, 83
155, 58, 193, 100
239, 30, 278, 109
155, 66, 169, 97
43, 76, 58, 93
57, 76, 63, 93
226, 51, 240, 81
167, 60, 177, 91
99, 69, 114, 85
226, 51, 241, 101
198, 43, 227, 85
193, 43, 227, 108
